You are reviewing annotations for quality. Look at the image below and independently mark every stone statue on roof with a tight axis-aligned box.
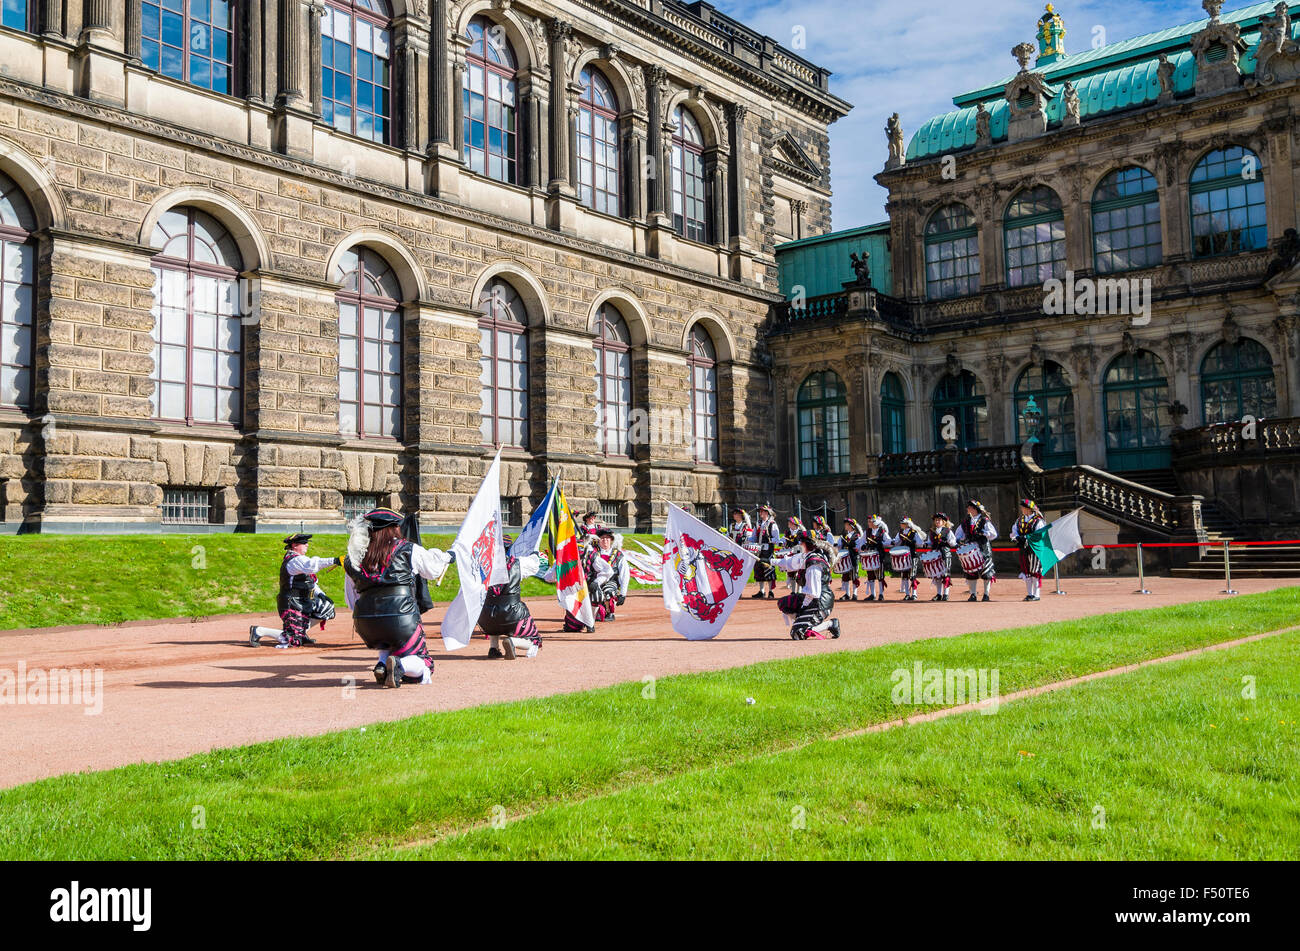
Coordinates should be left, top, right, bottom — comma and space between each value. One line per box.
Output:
1013, 42, 1035, 72
850, 251, 872, 287
975, 102, 991, 146
885, 113, 905, 169
1062, 81, 1081, 125
1258, 2, 1293, 55
1157, 54, 1175, 100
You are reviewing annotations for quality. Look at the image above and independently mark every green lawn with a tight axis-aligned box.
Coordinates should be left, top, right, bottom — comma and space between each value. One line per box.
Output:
401, 631, 1299, 860
0, 532, 664, 630
0, 588, 1295, 860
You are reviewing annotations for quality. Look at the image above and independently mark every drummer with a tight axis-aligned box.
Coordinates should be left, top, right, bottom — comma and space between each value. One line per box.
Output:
855, 515, 892, 602
891, 517, 928, 602
750, 503, 782, 600
956, 499, 999, 602
926, 512, 959, 602
839, 518, 864, 601
727, 507, 752, 548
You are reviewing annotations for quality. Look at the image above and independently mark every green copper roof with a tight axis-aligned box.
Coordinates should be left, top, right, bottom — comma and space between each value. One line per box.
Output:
906, 2, 1296, 162
776, 222, 891, 300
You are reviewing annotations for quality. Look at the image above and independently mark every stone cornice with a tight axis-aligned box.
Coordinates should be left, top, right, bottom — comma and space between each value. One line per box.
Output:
0, 77, 783, 306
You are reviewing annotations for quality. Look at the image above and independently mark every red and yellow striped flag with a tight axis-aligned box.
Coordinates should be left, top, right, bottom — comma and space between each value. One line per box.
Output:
547, 484, 594, 627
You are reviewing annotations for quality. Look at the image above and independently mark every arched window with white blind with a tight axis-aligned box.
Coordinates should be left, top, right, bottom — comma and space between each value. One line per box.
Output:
688, 324, 718, 463
594, 303, 632, 457
0, 173, 34, 410
149, 207, 243, 426
478, 278, 529, 448
335, 247, 402, 439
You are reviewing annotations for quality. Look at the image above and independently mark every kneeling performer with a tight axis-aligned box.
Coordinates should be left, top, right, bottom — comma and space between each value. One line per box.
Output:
479, 536, 544, 659
586, 528, 629, 622
343, 508, 452, 687
249, 533, 340, 648
774, 532, 840, 641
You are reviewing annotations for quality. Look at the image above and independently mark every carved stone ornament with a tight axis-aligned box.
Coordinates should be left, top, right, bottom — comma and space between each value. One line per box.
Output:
975, 102, 991, 146
1061, 81, 1081, 127
1030, 343, 1045, 366
945, 352, 962, 378
1012, 42, 1035, 72
1190, 1, 1247, 95
1157, 53, 1175, 100
1222, 312, 1241, 345
1255, 2, 1300, 84
1121, 330, 1137, 355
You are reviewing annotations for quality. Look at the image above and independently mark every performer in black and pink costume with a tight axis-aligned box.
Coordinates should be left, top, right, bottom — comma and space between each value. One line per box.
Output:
839, 517, 864, 600
342, 508, 452, 687
749, 503, 782, 599
856, 515, 892, 602
478, 535, 544, 659
773, 531, 840, 640
561, 527, 629, 632
249, 533, 339, 648
955, 499, 999, 602
892, 517, 929, 602
927, 512, 958, 602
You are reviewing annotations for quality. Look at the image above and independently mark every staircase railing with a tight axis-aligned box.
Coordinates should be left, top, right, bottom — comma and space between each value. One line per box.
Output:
1027, 463, 1206, 540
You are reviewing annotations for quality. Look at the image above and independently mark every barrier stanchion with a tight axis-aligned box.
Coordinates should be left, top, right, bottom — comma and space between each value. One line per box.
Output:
1135, 542, 1151, 594
1051, 563, 1066, 595
1221, 539, 1238, 596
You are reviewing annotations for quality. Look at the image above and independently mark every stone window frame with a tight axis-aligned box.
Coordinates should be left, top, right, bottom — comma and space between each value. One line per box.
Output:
687, 323, 718, 464
924, 203, 980, 300
1, 0, 36, 32
576, 65, 621, 217
0, 171, 35, 412
1199, 337, 1277, 425
1101, 349, 1172, 471
462, 14, 520, 185
149, 207, 245, 429
1091, 166, 1163, 275
796, 369, 850, 478
932, 369, 988, 450
140, 0, 238, 96
320, 0, 395, 145
593, 302, 633, 458
477, 277, 530, 450
670, 105, 710, 244
1188, 145, 1268, 259
1013, 359, 1077, 468
1003, 185, 1066, 289
336, 246, 404, 441
879, 371, 906, 455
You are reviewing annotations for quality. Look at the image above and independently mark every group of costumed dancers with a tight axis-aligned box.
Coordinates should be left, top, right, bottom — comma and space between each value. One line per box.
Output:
725, 499, 1050, 641
248, 497, 1050, 680
249, 507, 630, 686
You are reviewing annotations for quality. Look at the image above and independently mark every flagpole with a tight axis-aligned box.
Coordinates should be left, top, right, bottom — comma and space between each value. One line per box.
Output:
1051, 563, 1065, 595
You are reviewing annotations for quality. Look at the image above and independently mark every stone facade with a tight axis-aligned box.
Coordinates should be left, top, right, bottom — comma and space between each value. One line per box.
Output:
0, 0, 849, 532
766, 5, 1300, 542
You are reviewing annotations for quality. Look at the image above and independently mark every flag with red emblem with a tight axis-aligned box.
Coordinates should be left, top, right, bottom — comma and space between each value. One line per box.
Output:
662, 503, 755, 640
440, 449, 507, 650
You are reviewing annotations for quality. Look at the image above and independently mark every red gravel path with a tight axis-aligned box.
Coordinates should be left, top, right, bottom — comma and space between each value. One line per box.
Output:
0, 577, 1293, 789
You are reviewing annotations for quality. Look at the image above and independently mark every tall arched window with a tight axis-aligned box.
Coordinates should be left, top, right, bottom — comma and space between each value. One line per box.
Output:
149, 207, 243, 426
142, 0, 235, 94
1014, 360, 1077, 468
1201, 338, 1276, 424
2, 0, 34, 32
0, 173, 34, 410
880, 372, 906, 454
594, 304, 632, 457
464, 16, 518, 183
578, 67, 620, 216
688, 324, 718, 463
924, 204, 979, 299
1103, 350, 1171, 471
1092, 167, 1162, 273
798, 371, 849, 477
1004, 185, 1065, 287
1190, 146, 1267, 257
671, 106, 708, 243
322, 0, 392, 143
932, 370, 987, 449
479, 278, 528, 447
336, 247, 402, 439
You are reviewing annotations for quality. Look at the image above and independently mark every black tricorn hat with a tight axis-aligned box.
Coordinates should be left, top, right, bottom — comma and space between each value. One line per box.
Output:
582, 511, 599, 521
595, 527, 615, 539
364, 508, 403, 528
283, 533, 312, 547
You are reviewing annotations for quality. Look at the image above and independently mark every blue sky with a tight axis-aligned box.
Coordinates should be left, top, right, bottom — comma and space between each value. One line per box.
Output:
720, 0, 1222, 228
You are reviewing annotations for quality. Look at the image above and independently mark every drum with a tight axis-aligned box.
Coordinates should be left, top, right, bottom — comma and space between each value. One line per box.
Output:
861, 550, 881, 573
920, 550, 945, 579
744, 543, 762, 558
889, 546, 913, 572
833, 550, 852, 574
957, 542, 988, 575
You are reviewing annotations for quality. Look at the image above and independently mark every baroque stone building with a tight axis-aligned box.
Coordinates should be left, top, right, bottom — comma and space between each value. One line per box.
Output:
768, 1, 1300, 553
0, 0, 848, 532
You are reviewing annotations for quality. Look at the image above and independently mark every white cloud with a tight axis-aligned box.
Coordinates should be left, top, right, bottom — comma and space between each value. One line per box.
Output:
722, 0, 1213, 227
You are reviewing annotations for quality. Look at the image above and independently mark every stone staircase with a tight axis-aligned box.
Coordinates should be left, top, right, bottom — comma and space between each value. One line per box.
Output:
1170, 544, 1300, 579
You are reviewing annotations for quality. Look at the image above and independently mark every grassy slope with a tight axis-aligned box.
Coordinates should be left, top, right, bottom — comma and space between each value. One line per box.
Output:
0, 532, 664, 630
0, 588, 1294, 860
405, 633, 1300, 860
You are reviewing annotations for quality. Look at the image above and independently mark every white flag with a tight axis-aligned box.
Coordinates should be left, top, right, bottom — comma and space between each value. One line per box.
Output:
662, 503, 756, 641
440, 449, 507, 650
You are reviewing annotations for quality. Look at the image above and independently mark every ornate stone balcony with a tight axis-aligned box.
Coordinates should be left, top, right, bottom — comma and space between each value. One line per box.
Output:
878, 444, 1021, 482
769, 288, 914, 334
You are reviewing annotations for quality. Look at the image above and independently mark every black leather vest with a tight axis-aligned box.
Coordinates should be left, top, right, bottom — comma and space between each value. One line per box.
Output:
344, 541, 421, 647
480, 557, 528, 630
